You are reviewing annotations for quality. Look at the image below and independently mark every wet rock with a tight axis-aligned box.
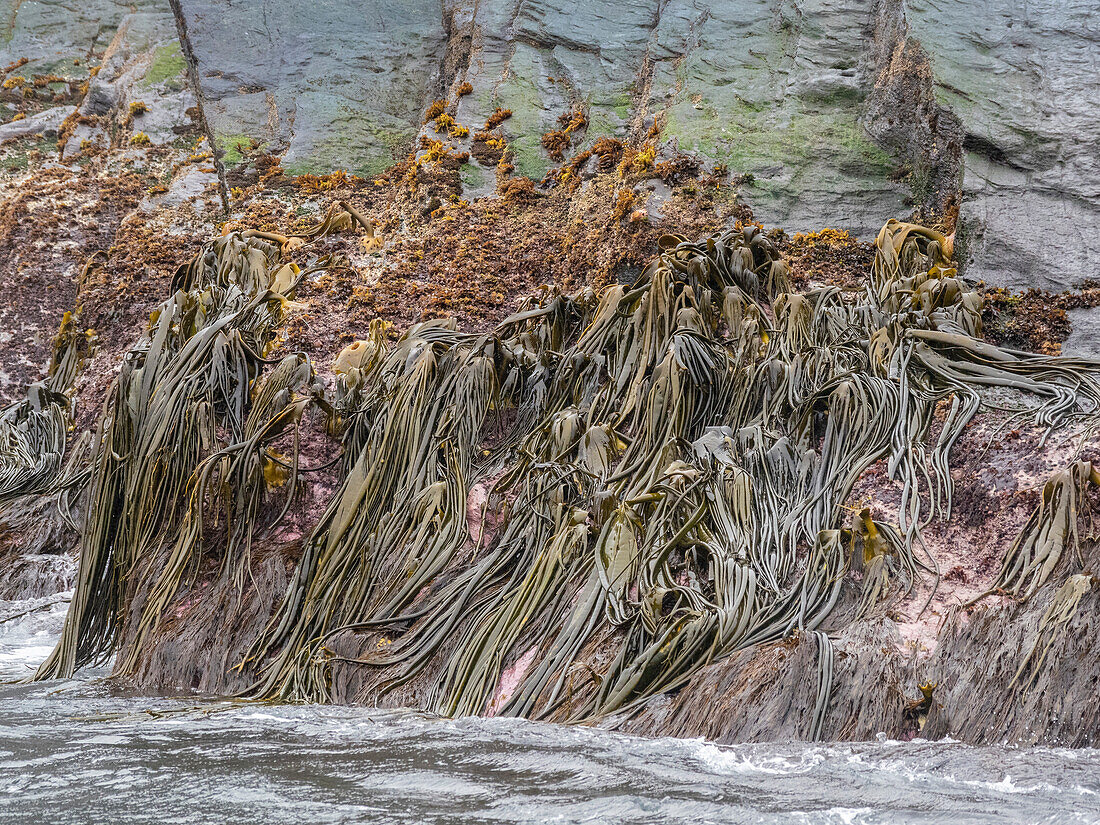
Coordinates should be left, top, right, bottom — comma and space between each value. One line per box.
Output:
906, 0, 1100, 290
0, 106, 74, 143
0, 495, 78, 602
119, 545, 291, 695
922, 577, 1100, 747
623, 621, 913, 743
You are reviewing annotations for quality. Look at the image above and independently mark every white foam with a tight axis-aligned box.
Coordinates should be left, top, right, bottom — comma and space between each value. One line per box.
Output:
0, 593, 71, 680
690, 741, 826, 776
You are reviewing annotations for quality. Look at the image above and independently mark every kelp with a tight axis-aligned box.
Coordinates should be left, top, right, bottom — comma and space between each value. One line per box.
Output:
976, 461, 1099, 602
1009, 573, 1093, 693
35, 233, 325, 679
235, 221, 1100, 715
33, 214, 1100, 728
0, 310, 90, 506
809, 630, 834, 741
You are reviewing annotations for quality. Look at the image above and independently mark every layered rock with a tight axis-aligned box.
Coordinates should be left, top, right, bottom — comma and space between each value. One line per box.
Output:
175, 0, 1099, 288
907, 0, 1100, 291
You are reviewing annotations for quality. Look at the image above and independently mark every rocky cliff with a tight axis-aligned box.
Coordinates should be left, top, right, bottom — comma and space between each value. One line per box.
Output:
173, 0, 1098, 290
0, 0, 1099, 748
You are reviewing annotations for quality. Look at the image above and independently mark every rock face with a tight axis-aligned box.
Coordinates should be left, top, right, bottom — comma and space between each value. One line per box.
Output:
0, 1, 160, 72
173, 0, 1100, 286
177, 0, 913, 237
0, 0, 1098, 752
171, 0, 451, 177
907, 0, 1100, 291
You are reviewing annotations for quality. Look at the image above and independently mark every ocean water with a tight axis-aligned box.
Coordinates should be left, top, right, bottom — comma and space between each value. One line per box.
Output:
2, 594, 1098, 825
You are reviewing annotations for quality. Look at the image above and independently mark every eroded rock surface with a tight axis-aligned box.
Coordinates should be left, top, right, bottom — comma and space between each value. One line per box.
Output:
174, 0, 1099, 288
908, 0, 1100, 291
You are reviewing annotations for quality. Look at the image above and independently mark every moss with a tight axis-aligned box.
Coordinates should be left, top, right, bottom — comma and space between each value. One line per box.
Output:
216, 133, 255, 167
282, 152, 391, 179
801, 85, 862, 106
733, 96, 769, 114
612, 92, 632, 120
459, 162, 485, 190
508, 135, 547, 179
583, 111, 619, 143
280, 114, 415, 178
665, 98, 894, 183
143, 43, 186, 88
20, 55, 88, 80
0, 136, 53, 172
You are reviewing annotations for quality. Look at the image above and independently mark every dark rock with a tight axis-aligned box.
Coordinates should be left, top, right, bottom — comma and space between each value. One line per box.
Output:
80, 79, 119, 117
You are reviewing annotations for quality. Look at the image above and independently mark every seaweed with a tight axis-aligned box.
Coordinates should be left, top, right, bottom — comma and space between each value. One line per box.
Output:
28, 184, 1100, 733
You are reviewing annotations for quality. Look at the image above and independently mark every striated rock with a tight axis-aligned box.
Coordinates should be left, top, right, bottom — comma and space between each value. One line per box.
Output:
0, 495, 77, 601
923, 578, 1100, 747
171, 0, 1099, 284
907, 0, 1100, 290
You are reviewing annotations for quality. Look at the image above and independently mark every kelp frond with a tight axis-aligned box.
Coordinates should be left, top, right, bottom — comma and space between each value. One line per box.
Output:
0, 310, 91, 505
31, 212, 1100, 727
35, 233, 325, 679
970, 460, 1099, 604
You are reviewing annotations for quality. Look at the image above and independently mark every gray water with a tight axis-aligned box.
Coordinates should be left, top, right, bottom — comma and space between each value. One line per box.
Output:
2, 594, 1099, 825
